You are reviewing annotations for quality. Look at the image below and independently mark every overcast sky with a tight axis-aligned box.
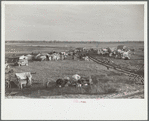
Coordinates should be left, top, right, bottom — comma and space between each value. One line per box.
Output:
5, 4, 144, 41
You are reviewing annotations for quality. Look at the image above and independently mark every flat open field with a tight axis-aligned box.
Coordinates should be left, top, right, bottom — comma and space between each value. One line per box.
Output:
5, 42, 144, 98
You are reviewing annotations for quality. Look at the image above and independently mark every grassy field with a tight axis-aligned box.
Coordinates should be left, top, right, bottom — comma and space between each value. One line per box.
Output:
5, 42, 144, 98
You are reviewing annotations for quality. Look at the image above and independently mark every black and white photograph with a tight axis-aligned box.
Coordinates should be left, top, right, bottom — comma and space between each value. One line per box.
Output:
2, 1, 148, 120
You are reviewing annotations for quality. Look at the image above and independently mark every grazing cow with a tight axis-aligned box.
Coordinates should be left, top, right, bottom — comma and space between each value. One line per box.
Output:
15, 72, 32, 89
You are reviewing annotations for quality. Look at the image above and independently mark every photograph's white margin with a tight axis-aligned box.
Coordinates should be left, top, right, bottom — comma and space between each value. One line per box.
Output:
1, 1, 148, 120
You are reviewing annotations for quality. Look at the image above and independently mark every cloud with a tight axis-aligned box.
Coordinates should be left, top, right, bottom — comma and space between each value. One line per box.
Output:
5, 4, 144, 41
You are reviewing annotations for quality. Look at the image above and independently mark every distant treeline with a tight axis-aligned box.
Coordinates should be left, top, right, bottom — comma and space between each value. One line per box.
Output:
5, 40, 144, 43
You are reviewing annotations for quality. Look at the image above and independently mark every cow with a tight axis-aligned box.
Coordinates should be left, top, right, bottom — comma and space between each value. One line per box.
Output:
15, 72, 32, 89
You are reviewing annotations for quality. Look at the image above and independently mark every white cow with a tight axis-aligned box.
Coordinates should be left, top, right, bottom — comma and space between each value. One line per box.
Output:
15, 72, 32, 89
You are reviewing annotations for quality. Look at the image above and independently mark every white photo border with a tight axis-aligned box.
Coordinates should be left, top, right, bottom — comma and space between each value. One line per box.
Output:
1, 1, 148, 120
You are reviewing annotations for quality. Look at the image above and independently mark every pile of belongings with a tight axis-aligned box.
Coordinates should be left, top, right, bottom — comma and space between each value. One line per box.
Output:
56, 74, 93, 88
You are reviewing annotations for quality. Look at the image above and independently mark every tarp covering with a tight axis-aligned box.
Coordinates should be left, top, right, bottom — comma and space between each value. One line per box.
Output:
26, 54, 34, 60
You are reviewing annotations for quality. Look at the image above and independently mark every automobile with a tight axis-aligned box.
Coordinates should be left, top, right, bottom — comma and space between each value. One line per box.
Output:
7, 57, 28, 66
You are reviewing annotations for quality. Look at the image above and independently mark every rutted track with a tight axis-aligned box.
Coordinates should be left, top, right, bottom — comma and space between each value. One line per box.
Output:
88, 56, 144, 84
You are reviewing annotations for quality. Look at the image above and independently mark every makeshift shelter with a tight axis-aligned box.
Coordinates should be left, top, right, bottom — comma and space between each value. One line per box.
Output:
26, 54, 34, 61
